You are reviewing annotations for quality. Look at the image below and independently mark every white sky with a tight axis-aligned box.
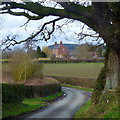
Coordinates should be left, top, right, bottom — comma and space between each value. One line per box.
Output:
0, 1, 103, 50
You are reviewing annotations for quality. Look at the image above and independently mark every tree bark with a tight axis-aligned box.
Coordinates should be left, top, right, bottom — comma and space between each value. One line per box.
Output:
105, 49, 119, 90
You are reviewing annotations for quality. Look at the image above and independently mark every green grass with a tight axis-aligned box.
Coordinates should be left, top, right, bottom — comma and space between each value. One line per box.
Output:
23, 92, 63, 105
72, 87, 118, 119
44, 63, 103, 78
62, 84, 94, 92
103, 105, 118, 118
74, 99, 91, 118
80, 91, 119, 118
0, 59, 10, 62
40, 92, 63, 101
22, 98, 45, 105
2, 103, 44, 118
2, 92, 63, 118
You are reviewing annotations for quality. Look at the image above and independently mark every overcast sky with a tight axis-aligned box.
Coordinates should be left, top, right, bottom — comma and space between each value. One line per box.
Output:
0, 1, 103, 50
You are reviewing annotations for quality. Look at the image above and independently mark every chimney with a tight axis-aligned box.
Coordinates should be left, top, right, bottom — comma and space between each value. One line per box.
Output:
60, 41, 62, 45
54, 42, 57, 46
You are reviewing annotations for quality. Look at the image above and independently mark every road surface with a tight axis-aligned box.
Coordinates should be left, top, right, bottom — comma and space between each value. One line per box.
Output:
20, 87, 92, 120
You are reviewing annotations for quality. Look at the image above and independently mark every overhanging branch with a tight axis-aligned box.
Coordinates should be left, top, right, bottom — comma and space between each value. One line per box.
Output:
2, 10, 44, 20
1, 1, 96, 27
2, 17, 63, 50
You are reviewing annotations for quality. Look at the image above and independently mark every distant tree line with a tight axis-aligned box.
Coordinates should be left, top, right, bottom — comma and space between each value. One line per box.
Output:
2, 43, 105, 60
2, 46, 51, 59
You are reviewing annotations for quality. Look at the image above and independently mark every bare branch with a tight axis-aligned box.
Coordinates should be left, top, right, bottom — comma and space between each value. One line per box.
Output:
2, 17, 63, 50
1, 1, 96, 28
1, 9, 44, 20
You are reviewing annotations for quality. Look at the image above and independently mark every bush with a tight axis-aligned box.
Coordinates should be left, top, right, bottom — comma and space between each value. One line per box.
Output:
31, 62, 44, 79
10, 51, 43, 83
2, 83, 61, 103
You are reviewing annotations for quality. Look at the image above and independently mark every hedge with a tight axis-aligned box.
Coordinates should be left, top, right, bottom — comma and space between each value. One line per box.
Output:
2, 59, 104, 64
2, 84, 26, 103
25, 84, 61, 98
52, 76, 96, 88
37, 59, 104, 64
2, 83, 61, 103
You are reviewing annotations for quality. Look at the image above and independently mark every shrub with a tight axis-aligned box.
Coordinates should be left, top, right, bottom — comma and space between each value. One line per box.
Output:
31, 62, 44, 79
10, 51, 44, 83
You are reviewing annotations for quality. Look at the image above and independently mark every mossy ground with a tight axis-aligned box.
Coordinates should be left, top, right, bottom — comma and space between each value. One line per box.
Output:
74, 99, 92, 118
80, 90, 119, 118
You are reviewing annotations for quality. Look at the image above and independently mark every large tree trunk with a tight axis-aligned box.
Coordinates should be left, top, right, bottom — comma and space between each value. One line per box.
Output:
92, 47, 119, 104
105, 50, 119, 90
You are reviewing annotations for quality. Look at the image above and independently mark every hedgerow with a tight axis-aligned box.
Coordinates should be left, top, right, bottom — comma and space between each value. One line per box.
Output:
2, 83, 61, 103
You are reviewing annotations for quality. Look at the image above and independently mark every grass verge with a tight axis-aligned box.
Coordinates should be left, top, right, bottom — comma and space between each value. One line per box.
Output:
80, 91, 119, 118
2, 92, 63, 119
65, 85, 119, 118
2, 103, 44, 119
62, 84, 94, 92
74, 99, 91, 118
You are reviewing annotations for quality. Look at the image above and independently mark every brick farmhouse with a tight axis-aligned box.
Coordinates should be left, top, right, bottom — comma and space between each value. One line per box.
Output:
52, 41, 68, 58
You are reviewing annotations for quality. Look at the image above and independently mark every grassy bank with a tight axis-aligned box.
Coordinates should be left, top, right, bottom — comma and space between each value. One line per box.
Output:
74, 99, 92, 118
65, 85, 119, 119
74, 91, 119, 118
2, 103, 44, 119
62, 84, 94, 92
82, 90, 119, 118
2, 92, 63, 119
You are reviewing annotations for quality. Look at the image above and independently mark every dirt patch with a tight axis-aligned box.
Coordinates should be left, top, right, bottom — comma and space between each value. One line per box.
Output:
25, 77, 59, 86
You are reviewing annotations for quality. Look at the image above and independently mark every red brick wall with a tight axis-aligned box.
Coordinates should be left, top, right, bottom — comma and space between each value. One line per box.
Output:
58, 45, 67, 55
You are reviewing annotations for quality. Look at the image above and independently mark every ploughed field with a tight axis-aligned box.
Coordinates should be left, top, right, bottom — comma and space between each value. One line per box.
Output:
44, 63, 103, 78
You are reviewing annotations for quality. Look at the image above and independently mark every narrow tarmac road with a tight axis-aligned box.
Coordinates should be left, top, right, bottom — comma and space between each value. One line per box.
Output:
20, 87, 92, 120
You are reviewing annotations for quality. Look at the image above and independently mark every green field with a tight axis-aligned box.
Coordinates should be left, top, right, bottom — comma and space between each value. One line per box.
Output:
44, 63, 104, 78
2, 63, 104, 83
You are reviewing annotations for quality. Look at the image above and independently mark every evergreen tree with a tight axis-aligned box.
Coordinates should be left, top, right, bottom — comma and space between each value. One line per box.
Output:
41, 51, 47, 58
36, 46, 42, 58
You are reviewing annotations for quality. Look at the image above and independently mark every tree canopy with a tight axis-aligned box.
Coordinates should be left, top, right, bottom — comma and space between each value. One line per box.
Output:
1, 1, 120, 55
